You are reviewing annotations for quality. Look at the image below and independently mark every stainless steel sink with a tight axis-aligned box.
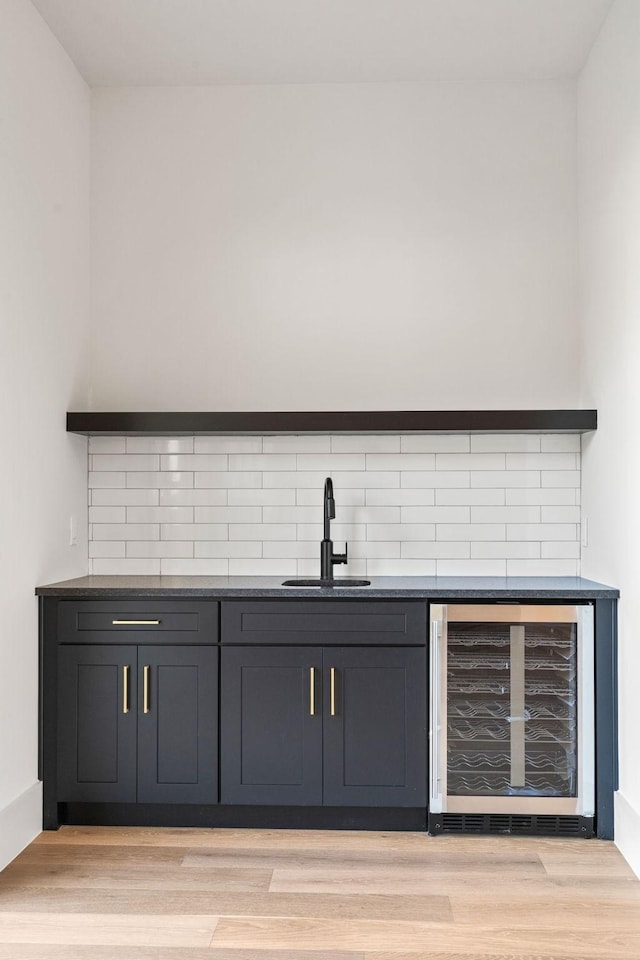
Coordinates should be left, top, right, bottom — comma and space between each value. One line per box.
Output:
281, 578, 371, 587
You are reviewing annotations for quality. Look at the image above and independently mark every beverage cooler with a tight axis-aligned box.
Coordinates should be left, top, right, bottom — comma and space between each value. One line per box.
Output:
428, 603, 595, 836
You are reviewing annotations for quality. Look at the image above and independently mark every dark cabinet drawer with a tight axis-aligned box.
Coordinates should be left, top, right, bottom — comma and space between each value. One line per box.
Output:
58, 600, 218, 644
221, 600, 426, 645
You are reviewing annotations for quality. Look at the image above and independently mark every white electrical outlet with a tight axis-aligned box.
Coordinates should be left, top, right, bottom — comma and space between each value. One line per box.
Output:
69, 515, 78, 547
581, 517, 588, 548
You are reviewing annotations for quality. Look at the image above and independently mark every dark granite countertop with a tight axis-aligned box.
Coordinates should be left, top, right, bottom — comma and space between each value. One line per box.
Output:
35, 575, 619, 599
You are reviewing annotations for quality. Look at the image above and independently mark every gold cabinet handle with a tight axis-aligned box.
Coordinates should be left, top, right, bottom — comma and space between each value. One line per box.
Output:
123, 665, 130, 714
112, 619, 161, 625
143, 665, 150, 714
309, 667, 316, 716
330, 667, 336, 717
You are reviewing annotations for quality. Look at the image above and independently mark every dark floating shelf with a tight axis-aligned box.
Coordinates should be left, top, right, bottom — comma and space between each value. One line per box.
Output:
67, 410, 597, 436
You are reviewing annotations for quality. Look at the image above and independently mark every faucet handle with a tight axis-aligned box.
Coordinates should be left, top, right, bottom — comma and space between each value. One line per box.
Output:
333, 542, 348, 566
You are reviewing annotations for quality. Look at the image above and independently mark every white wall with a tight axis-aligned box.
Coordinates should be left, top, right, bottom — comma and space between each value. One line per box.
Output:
578, 0, 640, 873
90, 82, 579, 411
0, 0, 90, 867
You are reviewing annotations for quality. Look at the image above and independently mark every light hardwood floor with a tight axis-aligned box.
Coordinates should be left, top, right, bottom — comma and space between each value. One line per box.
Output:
0, 826, 638, 958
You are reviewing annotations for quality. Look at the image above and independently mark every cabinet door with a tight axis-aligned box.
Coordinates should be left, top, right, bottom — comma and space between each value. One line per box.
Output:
220, 646, 323, 805
57, 644, 137, 802
322, 647, 427, 807
137, 645, 218, 803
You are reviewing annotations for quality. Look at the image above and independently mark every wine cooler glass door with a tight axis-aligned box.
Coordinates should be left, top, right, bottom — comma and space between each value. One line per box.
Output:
429, 604, 594, 816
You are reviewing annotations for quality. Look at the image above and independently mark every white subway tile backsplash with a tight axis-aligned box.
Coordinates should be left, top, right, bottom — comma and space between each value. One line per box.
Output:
297, 454, 366, 471
506, 559, 579, 577
162, 454, 227, 471
93, 454, 159, 472
127, 437, 194, 454
506, 453, 578, 470
401, 506, 470, 524
506, 523, 578, 541
541, 471, 581, 487
91, 559, 161, 575
89, 541, 126, 558
470, 541, 541, 559
161, 558, 229, 575
367, 559, 437, 576
332, 435, 401, 453
88, 506, 126, 524
401, 435, 470, 453
472, 471, 540, 488
196, 436, 262, 454
87, 433, 583, 576
437, 559, 507, 576
92, 489, 160, 506
366, 488, 435, 506
160, 489, 228, 506
196, 541, 263, 558
541, 434, 581, 453
127, 506, 194, 523
230, 454, 296, 471
470, 506, 540, 523
230, 558, 297, 576
127, 541, 194, 559
401, 542, 470, 559
196, 472, 261, 488
89, 437, 126, 454
506, 488, 577, 505
402, 471, 469, 488
435, 488, 504, 505
470, 434, 541, 453
93, 523, 159, 541
297, 488, 365, 507
264, 436, 331, 453
349, 541, 402, 559
437, 524, 505, 542
89, 471, 126, 488
368, 524, 435, 541
128, 472, 193, 488
262, 506, 323, 524
230, 524, 296, 541
264, 541, 318, 559
162, 523, 228, 541
436, 453, 506, 470
541, 505, 581, 523
230, 489, 295, 506
541, 541, 581, 559
296, 523, 366, 541
195, 506, 262, 524
367, 453, 436, 471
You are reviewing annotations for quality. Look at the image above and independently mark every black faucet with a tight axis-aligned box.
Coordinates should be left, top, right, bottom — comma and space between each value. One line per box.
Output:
321, 477, 348, 580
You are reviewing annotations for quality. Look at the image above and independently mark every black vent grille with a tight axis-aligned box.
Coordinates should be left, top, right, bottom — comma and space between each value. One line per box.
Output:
429, 813, 593, 837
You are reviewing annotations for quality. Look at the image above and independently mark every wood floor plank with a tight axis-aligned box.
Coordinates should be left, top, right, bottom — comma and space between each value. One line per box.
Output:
0, 913, 218, 947
17, 843, 186, 865
0, 887, 451, 922
33, 827, 433, 850
183, 847, 544, 871
0, 862, 272, 892
0, 949, 361, 960
211, 915, 640, 957
450, 895, 640, 927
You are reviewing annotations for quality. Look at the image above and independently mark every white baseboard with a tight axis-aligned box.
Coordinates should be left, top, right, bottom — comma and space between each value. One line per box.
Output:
0, 781, 42, 870
614, 791, 640, 878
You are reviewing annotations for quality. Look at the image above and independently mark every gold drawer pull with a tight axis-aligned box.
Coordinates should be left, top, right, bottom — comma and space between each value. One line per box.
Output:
330, 667, 336, 717
309, 667, 316, 716
143, 665, 150, 714
123, 665, 130, 714
112, 619, 161, 625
